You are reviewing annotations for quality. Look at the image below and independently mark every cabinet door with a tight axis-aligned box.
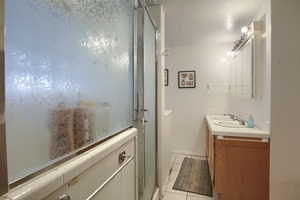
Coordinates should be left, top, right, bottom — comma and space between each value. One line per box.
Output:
214, 138, 269, 200
205, 122, 209, 157
208, 134, 214, 184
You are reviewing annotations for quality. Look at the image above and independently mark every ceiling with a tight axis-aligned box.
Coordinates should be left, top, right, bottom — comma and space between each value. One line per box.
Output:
162, 0, 264, 47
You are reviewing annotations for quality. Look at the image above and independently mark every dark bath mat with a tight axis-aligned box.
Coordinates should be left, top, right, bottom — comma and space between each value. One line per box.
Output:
173, 158, 213, 197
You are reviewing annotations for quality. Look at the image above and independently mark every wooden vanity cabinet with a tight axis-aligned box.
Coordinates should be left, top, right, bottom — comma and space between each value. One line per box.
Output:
206, 122, 269, 200
207, 130, 215, 184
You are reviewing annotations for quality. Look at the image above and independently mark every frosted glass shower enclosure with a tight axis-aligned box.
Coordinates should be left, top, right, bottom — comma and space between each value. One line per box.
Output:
3, 0, 135, 189
0, 0, 158, 198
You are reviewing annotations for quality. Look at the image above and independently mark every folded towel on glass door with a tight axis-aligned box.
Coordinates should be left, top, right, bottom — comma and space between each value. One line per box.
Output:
50, 107, 75, 159
73, 108, 90, 149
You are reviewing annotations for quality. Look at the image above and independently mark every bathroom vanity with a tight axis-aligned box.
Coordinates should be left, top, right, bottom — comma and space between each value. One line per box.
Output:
205, 115, 270, 200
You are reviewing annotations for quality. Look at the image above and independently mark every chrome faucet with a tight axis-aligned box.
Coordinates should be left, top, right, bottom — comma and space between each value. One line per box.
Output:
224, 113, 235, 119
224, 114, 246, 125
236, 117, 246, 125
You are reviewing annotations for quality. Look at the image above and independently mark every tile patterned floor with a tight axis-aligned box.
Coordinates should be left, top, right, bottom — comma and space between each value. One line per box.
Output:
162, 154, 214, 200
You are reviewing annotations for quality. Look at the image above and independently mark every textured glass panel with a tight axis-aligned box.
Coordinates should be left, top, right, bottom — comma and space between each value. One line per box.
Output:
6, 0, 134, 182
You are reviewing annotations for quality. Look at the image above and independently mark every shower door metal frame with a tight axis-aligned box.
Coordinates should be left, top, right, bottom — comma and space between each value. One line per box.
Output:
145, 6, 159, 199
134, 1, 159, 199
134, 5, 145, 200
0, 0, 8, 196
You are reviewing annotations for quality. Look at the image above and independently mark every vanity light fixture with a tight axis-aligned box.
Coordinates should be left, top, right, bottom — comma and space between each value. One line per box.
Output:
241, 26, 249, 34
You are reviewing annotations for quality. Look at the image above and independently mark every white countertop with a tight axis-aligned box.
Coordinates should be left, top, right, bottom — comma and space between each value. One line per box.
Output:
206, 115, 270, 139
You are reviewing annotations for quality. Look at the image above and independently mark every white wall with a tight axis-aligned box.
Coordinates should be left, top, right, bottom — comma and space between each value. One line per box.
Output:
164, 0, 266, 156
227, 1, 271, 131
270, 0, 300, 199
166, 44, 230, 156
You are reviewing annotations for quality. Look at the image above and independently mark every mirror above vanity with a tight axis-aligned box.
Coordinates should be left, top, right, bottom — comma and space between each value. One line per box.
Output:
228, 20, 266, 99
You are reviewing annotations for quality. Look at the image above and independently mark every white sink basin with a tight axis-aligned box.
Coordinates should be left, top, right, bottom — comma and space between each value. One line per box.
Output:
215, 121, 247, 128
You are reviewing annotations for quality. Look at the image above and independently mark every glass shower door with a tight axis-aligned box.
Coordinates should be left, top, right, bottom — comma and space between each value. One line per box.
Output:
5, 0, 135, 184
142, 10, 157, 200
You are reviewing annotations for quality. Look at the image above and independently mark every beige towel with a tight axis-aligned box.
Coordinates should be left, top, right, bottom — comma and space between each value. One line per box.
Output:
73, 108, 89, 149
50, 108, 75, 159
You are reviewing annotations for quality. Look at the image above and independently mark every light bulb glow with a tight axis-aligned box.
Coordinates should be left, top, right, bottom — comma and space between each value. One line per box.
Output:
227, 51, 234, 57
241, 26, 249, 34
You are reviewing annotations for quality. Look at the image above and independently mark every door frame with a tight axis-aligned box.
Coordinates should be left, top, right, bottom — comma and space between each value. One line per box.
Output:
134, 2, 159, 199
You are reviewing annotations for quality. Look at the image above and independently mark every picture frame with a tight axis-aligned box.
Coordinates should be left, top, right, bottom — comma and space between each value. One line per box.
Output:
178, 71, 196, 88
164, 69, 169, 86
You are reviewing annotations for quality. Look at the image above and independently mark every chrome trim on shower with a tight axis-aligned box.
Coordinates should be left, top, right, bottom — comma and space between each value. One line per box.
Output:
135, 6, 146, 199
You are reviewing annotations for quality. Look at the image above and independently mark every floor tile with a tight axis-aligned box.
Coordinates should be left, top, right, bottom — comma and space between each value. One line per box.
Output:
172, 163, 182, 173
163, 192, 187, 200
170, 189, 187, 195
190, 156, 208, 160
169, 172, 179, 183
174, 154, 186, 164
164, 183, 173, 192
187, 196, 207, 200
187, 192, 213, 200
165, 178, 177, 192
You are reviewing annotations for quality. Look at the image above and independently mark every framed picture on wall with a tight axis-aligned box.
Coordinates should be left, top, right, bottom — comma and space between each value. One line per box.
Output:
164, 69, 169, 86
178, 71, 196, 88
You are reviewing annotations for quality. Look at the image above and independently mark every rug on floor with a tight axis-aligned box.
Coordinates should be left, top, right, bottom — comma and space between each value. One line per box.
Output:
173, 157, 213, 197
